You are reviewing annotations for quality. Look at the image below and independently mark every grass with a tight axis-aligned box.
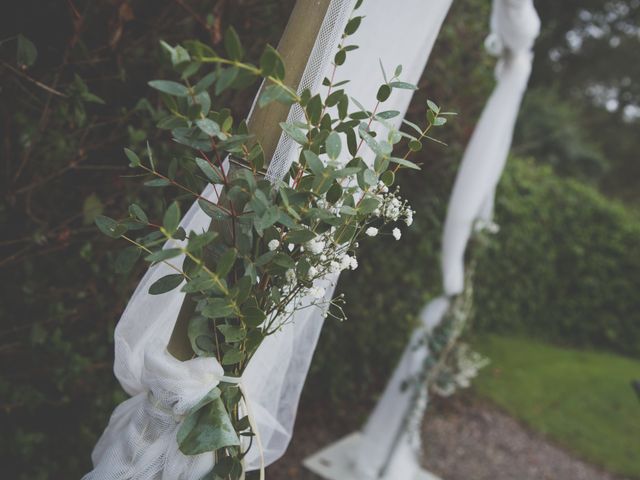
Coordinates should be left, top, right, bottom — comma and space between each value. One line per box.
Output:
472, 335, 640, 478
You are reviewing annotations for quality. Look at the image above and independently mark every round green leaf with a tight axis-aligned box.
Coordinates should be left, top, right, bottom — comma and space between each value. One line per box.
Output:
376, 84, 391, 102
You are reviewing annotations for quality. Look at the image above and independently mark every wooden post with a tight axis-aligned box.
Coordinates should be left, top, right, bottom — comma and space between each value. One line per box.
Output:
247, 0, 332, 163
167, 0, 332, 360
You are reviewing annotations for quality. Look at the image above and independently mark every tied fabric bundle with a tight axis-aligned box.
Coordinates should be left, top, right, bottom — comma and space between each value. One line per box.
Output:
84, 185, 224, 480
86, 348, 224, 480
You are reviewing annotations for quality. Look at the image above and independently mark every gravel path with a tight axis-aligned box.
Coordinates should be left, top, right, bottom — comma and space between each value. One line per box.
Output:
423, 397, 628, 480
267, 395, 629, 480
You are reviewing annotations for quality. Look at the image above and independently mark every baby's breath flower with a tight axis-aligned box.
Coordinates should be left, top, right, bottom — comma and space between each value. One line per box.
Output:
268, 239, 280, 251
285, 269, 296, 284
306, 237, 325, 255
365, 227, 379, 237
392, 227, 402, 240
309, 286, 326, 299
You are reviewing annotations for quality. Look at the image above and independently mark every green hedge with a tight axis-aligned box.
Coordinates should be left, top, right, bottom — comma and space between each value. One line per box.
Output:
309, 157, 640, 414
473, 158, 640, 356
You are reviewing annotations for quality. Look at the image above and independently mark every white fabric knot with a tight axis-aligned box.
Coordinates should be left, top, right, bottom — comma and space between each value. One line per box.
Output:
143, 347, 224, 416
83, 345, 224, 480
490, 0, 540, 56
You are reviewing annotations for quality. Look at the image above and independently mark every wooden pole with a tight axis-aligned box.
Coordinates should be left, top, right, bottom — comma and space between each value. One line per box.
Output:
167, 0, 332, 360
247, 0, 332, 163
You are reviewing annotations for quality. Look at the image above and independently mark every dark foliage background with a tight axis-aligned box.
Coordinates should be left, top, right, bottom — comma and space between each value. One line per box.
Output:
0, 1, 637, 478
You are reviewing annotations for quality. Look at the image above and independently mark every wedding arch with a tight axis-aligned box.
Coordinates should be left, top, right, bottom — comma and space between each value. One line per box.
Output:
84, 0, 540, 479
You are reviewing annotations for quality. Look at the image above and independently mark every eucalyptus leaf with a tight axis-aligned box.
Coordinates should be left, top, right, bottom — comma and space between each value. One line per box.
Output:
222, 347, 243, 365
286, 229, 316, 244
194, 71, 216, 93
129, 203, 148, 223
376, 84, 391, 102
16, 34, 37, 67
325, 132, 341, 160
260, 45, 285, 80
163, 202, 181, 234
145, 248, 182, 263
149, 273, 184, 295
216, 248, 237, 277
124, 148, 141, 167
224, 27, 244, 61
241, 305, 266, 327
187, 231, 218, 252
148, 80, 190, 97
279, 122, 308, 145
218, 325, 246, 343
389, 81, 417, 90
202, 297, 236, 319
195, 157, 223, 183
258, 84, 295, 107
95, 215, 126, 238
177, 396, 239, 455
344, 16, 362, 35
195, 118, 221, 137
144, 178, 171, 188
303, 150, 323, 176
389, 157, 421, 170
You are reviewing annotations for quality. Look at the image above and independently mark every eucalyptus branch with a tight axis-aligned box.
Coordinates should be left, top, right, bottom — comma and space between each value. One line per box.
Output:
95, 11, 450, 478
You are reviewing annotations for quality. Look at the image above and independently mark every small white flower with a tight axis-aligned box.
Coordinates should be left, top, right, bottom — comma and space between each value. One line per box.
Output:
288, 243, 295, 252
392, 227, 402, 240
365, 227, 379, 237
306, 237, 325, 255
268, 239, 280, 251
285, 269, 296, 284
339, 254, 352, 270
349, 257, 358, 270
309, 286, 326, 299
329, 261, 341, 273
308, 266, 318, 278
320, 254, 327, 261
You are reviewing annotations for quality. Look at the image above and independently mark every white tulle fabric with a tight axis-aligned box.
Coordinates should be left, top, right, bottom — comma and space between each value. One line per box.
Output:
85, 184, 224, 480
265, 0, 355, 182
85, 0, 540, 477
85, 1, 358, 478
442, 0, 540, 295
334, 0, 455, 478
329, 0, 453, 169
350, 1, 540, 478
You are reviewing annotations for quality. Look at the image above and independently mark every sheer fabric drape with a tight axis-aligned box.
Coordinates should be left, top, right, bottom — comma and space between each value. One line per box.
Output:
84, 0, 357, 477
350, 1, 540, 478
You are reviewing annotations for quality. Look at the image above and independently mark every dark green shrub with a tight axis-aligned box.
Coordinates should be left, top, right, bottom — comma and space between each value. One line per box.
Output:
474, 158, 640, 355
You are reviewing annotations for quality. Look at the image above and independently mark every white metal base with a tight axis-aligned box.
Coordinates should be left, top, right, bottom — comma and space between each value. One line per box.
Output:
303, 433, 442, 480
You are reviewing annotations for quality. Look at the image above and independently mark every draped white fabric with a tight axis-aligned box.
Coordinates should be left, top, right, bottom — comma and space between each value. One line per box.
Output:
86, 0, 541, 478
343, 1, 540, 478
340, 1, 455, 476
442, 0, 540, 295
354, 297, 450, 479
85, 184, 225, 480
84, 0, 358, 475
328, 0, 453, 164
